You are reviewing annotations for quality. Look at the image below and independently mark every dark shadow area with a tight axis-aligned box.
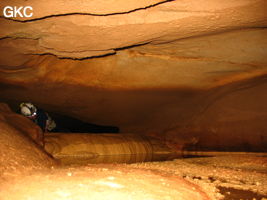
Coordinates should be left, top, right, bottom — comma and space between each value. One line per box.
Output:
182, 155, 213, 159
12, 105, 120, 134
49, 112, 120, 133
218, 186, 267, 200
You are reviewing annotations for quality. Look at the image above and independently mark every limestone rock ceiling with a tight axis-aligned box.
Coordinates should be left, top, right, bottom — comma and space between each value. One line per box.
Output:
0, 0, 266, 61
0, 0, 267, 147
0, 0, 266, 87
0, 29, 266, 89
0, 0, 168, 20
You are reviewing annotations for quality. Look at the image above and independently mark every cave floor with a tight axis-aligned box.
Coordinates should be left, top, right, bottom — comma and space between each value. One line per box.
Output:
131, 155, 267, 200
1, 155, 266, 200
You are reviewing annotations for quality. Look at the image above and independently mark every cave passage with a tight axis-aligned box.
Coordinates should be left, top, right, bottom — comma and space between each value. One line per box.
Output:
14, 104, 120, 134
49, 112, 120, 133
0, 0, 267, 199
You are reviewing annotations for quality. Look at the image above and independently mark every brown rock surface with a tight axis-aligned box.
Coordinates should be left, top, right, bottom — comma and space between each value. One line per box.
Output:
0, 165, 212, 200
163, 76, 267, 152
0, 0, 266, 155
0, 104, 213, 200
0, 0, 166, 20
0, 1, 267, 199
0, 103, 55, 181
0, 103, 44, 145
131, 156, 267, 197
0, 0, 266, 62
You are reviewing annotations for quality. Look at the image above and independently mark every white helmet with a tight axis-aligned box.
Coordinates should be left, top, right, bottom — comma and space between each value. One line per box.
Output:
20, 102, 37, 117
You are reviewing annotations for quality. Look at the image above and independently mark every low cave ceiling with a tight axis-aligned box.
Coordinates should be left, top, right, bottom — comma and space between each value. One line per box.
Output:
0, 0, 267, 150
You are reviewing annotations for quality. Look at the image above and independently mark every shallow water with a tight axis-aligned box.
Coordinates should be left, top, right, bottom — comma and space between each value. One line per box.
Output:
218, 186, 267, 200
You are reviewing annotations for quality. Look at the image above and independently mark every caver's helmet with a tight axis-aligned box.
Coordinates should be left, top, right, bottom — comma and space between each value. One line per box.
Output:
20, 102, 37, 117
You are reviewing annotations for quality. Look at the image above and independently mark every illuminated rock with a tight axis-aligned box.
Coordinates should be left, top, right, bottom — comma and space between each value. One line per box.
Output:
0, 0, 266, 151
0, 103, 55, 180
0, 166, 211, 200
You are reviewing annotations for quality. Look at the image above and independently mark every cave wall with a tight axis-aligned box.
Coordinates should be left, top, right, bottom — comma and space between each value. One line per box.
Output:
0, 0, 267, 151
164, 76, 267, 152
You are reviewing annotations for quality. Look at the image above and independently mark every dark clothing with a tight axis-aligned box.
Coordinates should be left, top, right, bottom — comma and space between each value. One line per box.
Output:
34, 109, 49, 132
29, 108, 60, 132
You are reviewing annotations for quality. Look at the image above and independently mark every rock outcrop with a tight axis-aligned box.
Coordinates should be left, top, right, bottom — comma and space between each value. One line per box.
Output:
0, 103, 55, 181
